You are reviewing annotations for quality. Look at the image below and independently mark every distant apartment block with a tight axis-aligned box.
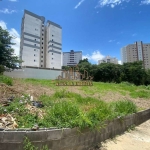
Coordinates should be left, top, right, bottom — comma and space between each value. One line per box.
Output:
121, 41, 150, 69
20, 10, 62, 69
63, 50, 82, 66
98, 56, 118, 64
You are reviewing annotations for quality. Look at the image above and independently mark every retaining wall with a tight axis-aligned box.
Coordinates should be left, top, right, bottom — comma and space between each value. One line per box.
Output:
0, 109, 150, 150
4, 68, 62, 80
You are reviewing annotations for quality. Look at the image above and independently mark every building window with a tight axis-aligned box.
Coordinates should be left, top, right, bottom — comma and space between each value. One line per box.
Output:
42, 34, 43, 36
41, 51, 43, 53
35, 39, 36, 41
34, 49, 36, 51
52, 35, 54, 36
34, 60, 36, 62
34, 54, 35, 56
41, 65, 43, 67
42, 42, 43, 44
52, 44, 53, 46
52, 39, 53, 41
41, 60, 43, 62
34, 44, 36, 46
52, 58, 53, 60
41, 56, 43, 58
42, 38, 43, 40
52, 53, 53, 55
42, 47, 43, 49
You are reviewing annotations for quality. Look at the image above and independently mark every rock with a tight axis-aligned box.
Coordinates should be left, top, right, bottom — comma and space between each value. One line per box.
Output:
31, 124, 39, 131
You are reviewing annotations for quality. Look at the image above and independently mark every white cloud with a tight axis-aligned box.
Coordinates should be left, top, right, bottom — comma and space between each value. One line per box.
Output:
82, 50, 105, 63
0, 20, 7, 29
0, 8, 17, 14
96, 0, 130, 8
74, 0, 85, 9
0, 20, 20, 56
118, 60, 122, 64
117, 42, 120, 44
9, 0, 17, 1
141, 0, 150, 4
109, 39, 116, 42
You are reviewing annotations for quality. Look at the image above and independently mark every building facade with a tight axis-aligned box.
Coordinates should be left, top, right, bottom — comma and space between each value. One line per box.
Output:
63, 50, 82, 66
98, 56, 118, 64
121, 41, 150, 69
20, 10, 62, 69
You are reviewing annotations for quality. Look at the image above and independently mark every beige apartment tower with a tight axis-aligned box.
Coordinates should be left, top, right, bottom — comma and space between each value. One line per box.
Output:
121, 41, 150, 69
20, 10, 62, 69
98, 56, 118, 64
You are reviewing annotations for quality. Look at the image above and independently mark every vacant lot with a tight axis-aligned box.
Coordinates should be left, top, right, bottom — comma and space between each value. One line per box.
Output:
0, 76, 150, 129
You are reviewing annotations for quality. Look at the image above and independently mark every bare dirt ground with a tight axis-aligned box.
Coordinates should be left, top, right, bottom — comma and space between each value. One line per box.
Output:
98, 120, 150, 150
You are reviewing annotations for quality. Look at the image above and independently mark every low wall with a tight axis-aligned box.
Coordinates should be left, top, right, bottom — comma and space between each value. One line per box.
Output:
4, 68, 62, 80
0, 109, 150, 150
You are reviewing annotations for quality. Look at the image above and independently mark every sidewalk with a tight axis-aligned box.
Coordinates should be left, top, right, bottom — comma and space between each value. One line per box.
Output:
99, 120, 150, 150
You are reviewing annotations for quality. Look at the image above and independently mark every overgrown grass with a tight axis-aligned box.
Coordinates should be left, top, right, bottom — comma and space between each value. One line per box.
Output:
23, 78, 56, 88
81, 82, 150, 99
0, 90, 138, 129
0, 75, 13, 86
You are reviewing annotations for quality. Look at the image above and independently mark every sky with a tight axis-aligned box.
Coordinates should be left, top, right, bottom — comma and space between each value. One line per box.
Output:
0, 0, 150, 64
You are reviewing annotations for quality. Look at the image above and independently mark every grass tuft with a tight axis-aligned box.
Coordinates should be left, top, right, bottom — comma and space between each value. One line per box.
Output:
0, 75, 13, 86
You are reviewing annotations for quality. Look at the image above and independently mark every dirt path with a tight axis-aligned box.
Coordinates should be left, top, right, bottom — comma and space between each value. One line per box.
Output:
99, 120, 150, 150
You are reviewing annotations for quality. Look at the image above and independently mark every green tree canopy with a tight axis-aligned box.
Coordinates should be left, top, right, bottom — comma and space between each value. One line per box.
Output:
0, 26, 20, 72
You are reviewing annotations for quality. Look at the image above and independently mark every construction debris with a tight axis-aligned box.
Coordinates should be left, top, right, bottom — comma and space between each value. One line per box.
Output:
0, 114, 18, 129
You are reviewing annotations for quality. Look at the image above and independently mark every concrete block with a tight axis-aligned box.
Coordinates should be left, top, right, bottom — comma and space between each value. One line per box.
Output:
60, 136, 77, 147
26, 131, 47, 142
44, 141, 53, 149
50, 139, 61, 150
0, 132, 4, 142
47, 129, 62, 140
0, 142, 22, 150
61, 128, 79, 138
3, 131, 26, 142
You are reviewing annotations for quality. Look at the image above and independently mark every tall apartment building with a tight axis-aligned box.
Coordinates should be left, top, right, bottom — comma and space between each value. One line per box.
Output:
121, 41, 150, 69
20, 10, 62, 69
98, 56, 118, 64
63, 50, 82, 66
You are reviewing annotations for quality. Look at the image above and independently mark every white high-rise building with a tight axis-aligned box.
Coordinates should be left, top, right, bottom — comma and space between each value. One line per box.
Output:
98, 56, 118, 64
121, 41, 150, 69
20, 10, 62, 69
63, 50, 82, 66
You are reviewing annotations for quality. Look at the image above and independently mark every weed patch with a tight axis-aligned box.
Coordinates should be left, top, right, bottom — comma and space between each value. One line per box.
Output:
0, 75, 13, 86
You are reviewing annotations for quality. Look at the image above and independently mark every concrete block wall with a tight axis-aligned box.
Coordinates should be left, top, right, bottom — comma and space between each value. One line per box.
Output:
4, 68, 61, 80
0, 109, 150, 150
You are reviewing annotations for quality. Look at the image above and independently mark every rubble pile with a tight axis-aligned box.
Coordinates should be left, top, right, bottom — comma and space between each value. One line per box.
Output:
0, 114, 18, 129
0, 83, 20, 101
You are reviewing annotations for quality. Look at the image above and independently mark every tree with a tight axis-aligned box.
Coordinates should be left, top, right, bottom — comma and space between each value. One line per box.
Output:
0, 26, 20, 73
122, 61, 146, 85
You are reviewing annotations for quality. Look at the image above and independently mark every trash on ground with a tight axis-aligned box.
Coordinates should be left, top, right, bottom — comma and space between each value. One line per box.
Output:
0, 114, 18, 129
